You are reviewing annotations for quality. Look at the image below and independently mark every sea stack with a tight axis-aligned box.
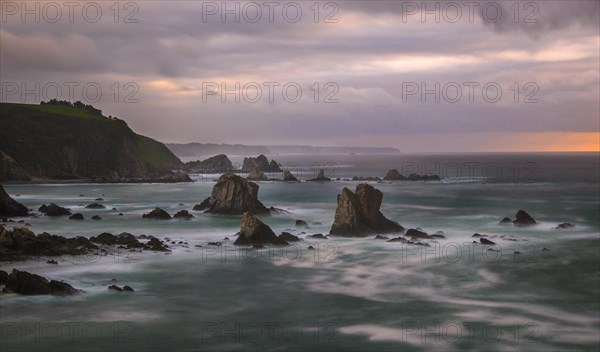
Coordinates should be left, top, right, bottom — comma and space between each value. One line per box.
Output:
330, 184, 404, 237
234, 212, 288, 245
0, 185, 29, 217
199, 173, 269, 215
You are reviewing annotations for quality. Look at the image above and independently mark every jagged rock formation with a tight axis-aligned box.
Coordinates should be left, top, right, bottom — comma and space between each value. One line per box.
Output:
329, 184, 404, 237
3, 269, 80, 295
383, 169, 440, 181
242, 155, 282, 173
0, 184, 29, 217
283, 170, 299, 182
247, 169, 268, 181
185, 154, 234, 173
39, 203, 71, 216
513, 210, 537, 226
234, 212, 288, 246
309, 169, 331, 182
383, 169, 405, 180
199, 173, 269, 215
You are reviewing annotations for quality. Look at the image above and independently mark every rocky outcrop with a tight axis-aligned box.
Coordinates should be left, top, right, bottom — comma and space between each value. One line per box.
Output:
242, 155, 282, 173
0, 269, 8, 284
69, 213, 84, 220
329, 184, 404, 237
283, 170, 299, 182
407, 173, 440, 181
173, 210, 194, 219
85, 203, 106, 209
247, 169, 268, 181
499, 217, 513, 225
513, 210, 537, 226
279, 232, 301, 242
0, 185, 29, 217
480, 238, 496, 245
309, 169, 331, 182
0, 226, 98, 261
234, 212, 288, 246
39, 203, 71, 216
142, 208, 172, 219
185, 154, 234, 173
383, 169, 406, 181
3, 269, 80, 295
555, 222, 575, 230
295, 220, 308, 228
405, 228, 432, 239
200, 173, 269, 215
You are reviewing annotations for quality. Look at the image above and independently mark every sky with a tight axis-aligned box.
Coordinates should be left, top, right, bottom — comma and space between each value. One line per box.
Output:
1, 0, 599, 152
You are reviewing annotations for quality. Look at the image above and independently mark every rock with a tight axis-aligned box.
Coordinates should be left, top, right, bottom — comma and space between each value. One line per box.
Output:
480, 238, 496, 245
279, 232, 301, 242
193, 198, 212, 211
46, 259, 58, 265
253, 244, 265, 249
329, 184, 404, 237
309, 233, 328, 239
307, 246, 315, 250
91, 215, 102, 220
383, 169, 407, 181
1, 227, 98, 261
39, 203, 71, 216
406, 228, 432, 239
117, 233, 144, 248
242, 155, 281, 173
173, 210, 194, 219
542, 247, 551, 252
186, 154, 234, 173
108, 284, 122, 292
295, 220, 308, 228
269, 160, 282, 173
119, 213, 124, 216
142, 208, 172, 219
201, 173, 269, 215
555, 222, 575, 230
5, 269, 80, 295
283, 170, 299, 182
90, 232, 117, 245
0, 269, 8, 284
407, 173, 441, 181
472, 233, 484, 237
247, 169, 268, 181
513, 210, 536, 226
387, 236, 407, 243
351, 176, 382, 181
145, 237, 170, 252
85, 203, 106, 209
95, 198, 104, 201
0, 185, 29, 217
499, 217, 513, 225
431, 234, 446, 239
123, 285, 135, 292
374, 235, 389, 240
69, 213, 84, 220
309, 169, 331, 182
234, 212, 288, 246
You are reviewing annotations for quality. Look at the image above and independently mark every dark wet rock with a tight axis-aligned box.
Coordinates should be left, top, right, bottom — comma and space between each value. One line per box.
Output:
514, 251, 522, 255
4, 269, 80, 295
123, 285, 134, 292
69, 213, 84, 220
47, 259, 58, 265
234, 212, 288, 246
0, 270, 7, 284
406, 228, 432, 239
95, 198, 104, 201
283, 170, 299, 182
117, 233, 144, 248
480, 238, 496, 245
0, 185, 29, 217
86, 203, 106, 209
193, 197, 212, 211
253, 244, 265, 249
329, 184, 404, 237
207, 242, 222, 246
407, 173, 440, 181
313, 222, 323, 226
499, 217, 513, 225
383, 169, 407, 181
307, 246, 315, 250
309, 169, 331, 182
279, 232, 301, 242
1, 226, 98, 261
39, 203, 71, 216
374, 235, 389, 240
351, 176, 382, 181
387, 236, 408, 243
542, 247, 551, 252
90, 232, 117, 245
472, 233, 484, 238
309, 233, 328, 239
173, 210, 194, 219
142, 208, 172, 219
201, 173, 269, 215
431, 234, 446, 239
269, 207, 290, 215
91, 215, 102, 220
247, 169, 268, 181
513, 210, 537, 227
145, 237, 170, 252
118, 213, 124, 216
108, 285, 122, 292
555, 222, 575, 230
295, 220, 308, 228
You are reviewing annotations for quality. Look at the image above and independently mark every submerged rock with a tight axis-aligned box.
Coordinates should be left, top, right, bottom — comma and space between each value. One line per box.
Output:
4, 269, 80, 295
69, 213, 84, 220
374, 235, 389, 240
142, 208, 172, 219
173, 210, 194, 219
513, 210, 537, 227
329, 184, 404, 237
200, 173, 269, 215
555, 222, 575, 230
0, 185, 29, 217
309, 233, 328, 239
85, 203, 106, 209
499, 217, 513, 225
91, 215, 102, 220
234, 212, 288, 246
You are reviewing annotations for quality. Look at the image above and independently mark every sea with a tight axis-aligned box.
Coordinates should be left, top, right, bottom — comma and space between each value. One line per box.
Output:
1, 152, 599, 351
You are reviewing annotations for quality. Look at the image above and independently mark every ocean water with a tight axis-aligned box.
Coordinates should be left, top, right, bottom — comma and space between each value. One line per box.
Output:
1, 153, 599, 351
